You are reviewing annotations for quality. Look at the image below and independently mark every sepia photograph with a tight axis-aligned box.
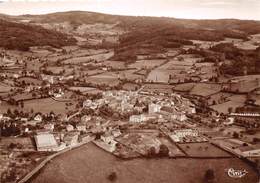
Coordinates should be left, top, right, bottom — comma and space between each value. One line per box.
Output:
0, 0, 260, 182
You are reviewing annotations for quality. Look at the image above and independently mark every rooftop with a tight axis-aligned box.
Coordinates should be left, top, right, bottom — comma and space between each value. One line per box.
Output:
34, 133, 58, 149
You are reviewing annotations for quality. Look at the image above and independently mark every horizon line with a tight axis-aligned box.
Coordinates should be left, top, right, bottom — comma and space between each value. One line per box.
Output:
1, 10, 260, 22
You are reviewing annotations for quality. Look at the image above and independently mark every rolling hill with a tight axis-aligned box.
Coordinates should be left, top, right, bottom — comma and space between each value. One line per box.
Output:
0, 18, 76, 51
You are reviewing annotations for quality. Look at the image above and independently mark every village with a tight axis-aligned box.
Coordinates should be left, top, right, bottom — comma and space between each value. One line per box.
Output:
0, 12, 260, 183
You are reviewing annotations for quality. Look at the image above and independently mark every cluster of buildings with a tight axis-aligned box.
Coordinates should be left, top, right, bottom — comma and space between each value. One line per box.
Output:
83, 90, 196, 124
169, 129, 207, 143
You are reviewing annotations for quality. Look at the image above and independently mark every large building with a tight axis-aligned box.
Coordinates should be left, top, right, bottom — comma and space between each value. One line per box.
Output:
34, 132, 59, 151
148, 103, 161, 114
170, 129, 199, 142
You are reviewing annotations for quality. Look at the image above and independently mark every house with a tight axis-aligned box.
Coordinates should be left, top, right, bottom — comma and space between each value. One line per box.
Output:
80, 133, 95, 143
148, 103, 161, 114
76, 123, 86, 132
44, 123, 55, 131
83, 99, 93, 108
81, 115, 91, 123
41, 74, 55, 84
20, 118, 28, 122
25, 120, 41, 126
66, 124, 74, 132
129, 114, 158, 123
34, 114, 43, 122
160, 107, 188, 122
112, 129, 121, 137
100, 134, 118, 152
64, 132, 79, 147
129, 115, 143, 123
170, 129, 199, 142
34, 132, 59, 151
171, 113, 187, 122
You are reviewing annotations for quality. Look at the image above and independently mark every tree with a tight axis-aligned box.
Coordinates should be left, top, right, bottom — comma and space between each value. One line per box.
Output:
158, 144, 169, 157
107, 172, 117, 182
233, 132, 239, 139
147, 146, 157, 157
204, 169, 215, 183
7, 108, 12, 116
212, 100, 216, 105
20, 101, 24, 108
228, 107, 233, 114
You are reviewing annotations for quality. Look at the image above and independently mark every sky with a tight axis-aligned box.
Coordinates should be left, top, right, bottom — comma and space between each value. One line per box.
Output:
0, 0, 259, 20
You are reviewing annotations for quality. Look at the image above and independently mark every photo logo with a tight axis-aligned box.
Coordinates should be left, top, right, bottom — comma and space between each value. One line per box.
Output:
227, 168, 248, 178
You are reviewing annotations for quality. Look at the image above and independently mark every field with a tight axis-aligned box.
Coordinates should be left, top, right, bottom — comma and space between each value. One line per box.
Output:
173, 83, 195, 92
103, 61, 126, 70
25, 59, 43, 72
31, 142, 258, 183
0, 137, 35, 150
147, 69, 172, 83
142, 84, 173, 94
69, 87, 102, 94
159, 137, 185, 157
86, 72, 120, 86
128, 59, 166, 70
208, 92, 233, 106
45, 66, 65, 75
63, 51, 114, 64
178, 142, 232, 157
146, 54, 211, 83
122, 83, 139, 91
190, 83, 221, 97
18, 77, 42, 85
0, 97, 76, 115
0, 82, 13, 93
89, 70, 144, 84
211, 94, 247, 114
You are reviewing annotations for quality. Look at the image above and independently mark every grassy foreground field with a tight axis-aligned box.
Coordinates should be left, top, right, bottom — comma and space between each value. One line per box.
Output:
31, 143, 258, 183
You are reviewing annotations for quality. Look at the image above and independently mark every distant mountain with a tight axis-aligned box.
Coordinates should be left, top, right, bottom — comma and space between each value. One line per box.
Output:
17, 11, 260, 34
0, 18, 76, 51
1, 11, 260, 52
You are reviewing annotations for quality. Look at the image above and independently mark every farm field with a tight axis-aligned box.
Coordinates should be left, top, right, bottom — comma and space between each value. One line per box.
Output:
208, 92, 233, 106
0, 82, 13, 93
128, 59, 166, 70
31, 142, 258, 183
211, 94, 247, 114
68, 87, 102, 94
45, 66, 65, 75
142, 84, 173, 94
178, 142, 232, 157
63, 51, 114, 64
0, 98, 76, 115
103, 61, 126, 70
147, 69, 172, 83
190, 83, 221, 97
86, 72, 120, 86
18, 77, 42, 85
173, 83, 195, 92
159, 137, 185, 157
84, 69, 105, 76
26, 59, 43, 72
122, 83, 139, 91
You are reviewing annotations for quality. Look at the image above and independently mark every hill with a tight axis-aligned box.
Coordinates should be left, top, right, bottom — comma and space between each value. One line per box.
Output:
1, 11, 260, 53
0, 19, 76, 51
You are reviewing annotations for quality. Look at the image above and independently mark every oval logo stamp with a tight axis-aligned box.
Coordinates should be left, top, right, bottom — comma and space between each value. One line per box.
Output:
227, 168, 248, 178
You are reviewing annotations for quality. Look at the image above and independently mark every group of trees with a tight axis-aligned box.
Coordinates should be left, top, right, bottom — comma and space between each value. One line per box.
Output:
147, 144, 169, 158
0, 19, 76, 51
0, 123, 21, 137
212, 43, 260, 76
